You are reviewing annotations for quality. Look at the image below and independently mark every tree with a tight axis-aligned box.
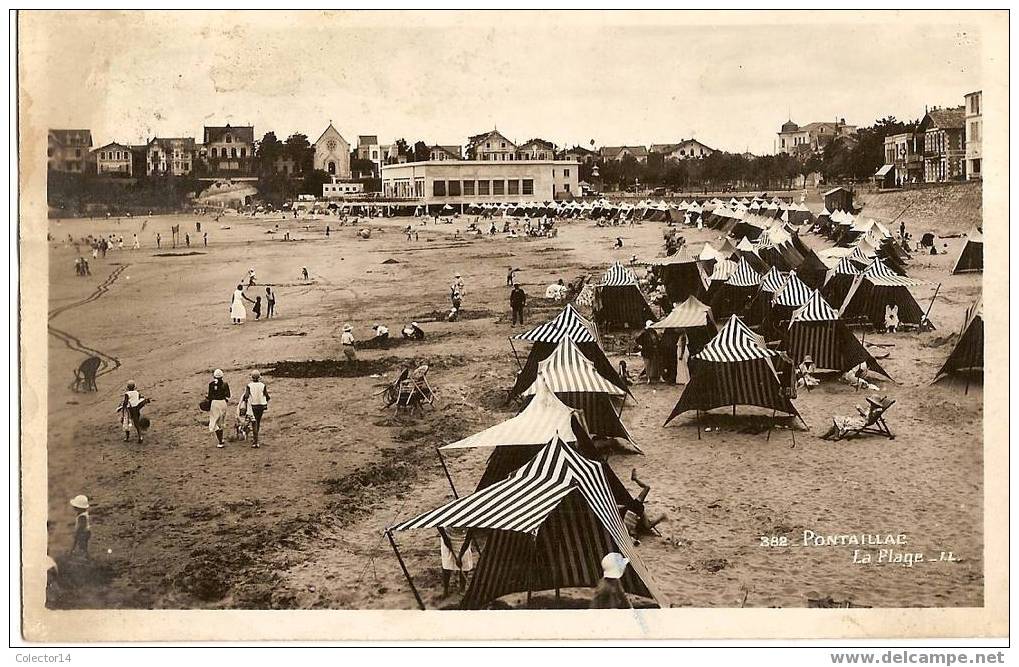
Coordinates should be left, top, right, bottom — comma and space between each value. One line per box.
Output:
256, 132, 283, 176
284, 133, 314, 174
413, 141, 430, 162
300, 169, 331, 196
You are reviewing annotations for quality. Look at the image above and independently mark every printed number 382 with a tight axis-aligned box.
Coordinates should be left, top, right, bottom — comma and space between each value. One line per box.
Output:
759, 536, 789, 547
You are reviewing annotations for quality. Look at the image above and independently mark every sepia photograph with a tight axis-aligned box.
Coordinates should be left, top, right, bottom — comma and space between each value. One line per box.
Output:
14, 8, 1009, 645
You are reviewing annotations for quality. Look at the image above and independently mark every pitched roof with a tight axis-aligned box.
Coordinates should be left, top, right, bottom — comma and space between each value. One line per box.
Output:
358, 135, 379, 145
512, 303, 598, 343
772, 270, 813, 307
923, 107, 966, 130
49, 129, 93, 147
695, 315, 776, 362
599, 261, 640, 287
517, 138, 555, 150
522, 337, 625, 397
314, 123, 349, 147
650, 296, 713, 330
599, 145, 649, 159
204, 125, 254, 144
467, 129, 515, 149
442, 377, 581, 450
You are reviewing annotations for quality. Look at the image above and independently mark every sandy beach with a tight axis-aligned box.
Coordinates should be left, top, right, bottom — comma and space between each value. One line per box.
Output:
45, 202, 982, 610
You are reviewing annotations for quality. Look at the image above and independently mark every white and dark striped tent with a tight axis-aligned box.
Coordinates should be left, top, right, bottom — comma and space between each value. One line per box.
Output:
595, 262, 655, 330
706, 256, 762, 321
508, 304, 629, 399
522, 337, 637, 447
770, 269, 814, 328
952, 228, 983, 274
821, 256, 863, 310
745, 267, 788, 327
933, 297, 982, 389
442, 377, 634, 503
665, 315, 801, 427
840, 259, 929, 329
388, 438, 666, 609
785, 290, 892, 380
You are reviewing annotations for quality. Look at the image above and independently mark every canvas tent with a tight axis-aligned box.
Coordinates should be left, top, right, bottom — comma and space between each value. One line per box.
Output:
642, 251, 710, 304
933, 297, 983, 389
840, 259, 929, 329
595, 261, 655, 330
706, 255, 762, 321
821, 256, 862, 310
509, 303, 629, 399
388, 438, 667, 609
521, 337, 637, 447
952, 228, 983, 274
649, 295, 717, 384
785, 290, 892, 380
664, 315, 802, 428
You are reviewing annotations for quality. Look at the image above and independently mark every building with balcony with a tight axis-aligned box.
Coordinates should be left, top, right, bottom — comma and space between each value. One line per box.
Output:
516, 138, 556, 161
964, 91, 982, 180
201, 124, 256, 178
777, 118, 857, 156
381, 160, 579, 205
882, 132, 923, 186
48, 129, 93, 173
93, 142, 134, 177
465, 129, 517, 161
918, 106, 966, 182
146, 137, 196, 176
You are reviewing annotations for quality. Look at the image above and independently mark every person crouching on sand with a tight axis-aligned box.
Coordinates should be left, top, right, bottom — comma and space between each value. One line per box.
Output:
207, 369, 231, 448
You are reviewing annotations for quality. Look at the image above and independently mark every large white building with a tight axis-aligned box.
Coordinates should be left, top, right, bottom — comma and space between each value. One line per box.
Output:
381, 160, 579, 205
964, 91, 982, 180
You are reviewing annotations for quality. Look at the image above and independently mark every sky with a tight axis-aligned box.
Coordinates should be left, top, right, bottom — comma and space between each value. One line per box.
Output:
23, 11, 987, 155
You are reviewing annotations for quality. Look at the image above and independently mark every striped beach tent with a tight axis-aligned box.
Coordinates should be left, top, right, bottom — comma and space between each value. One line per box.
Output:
442, 377, 634, 503
840, 259, 929, 329
770, 269, 814, 328
745, 267, 788, 327
933, 297, 982, 389
508, 304, 629, 399
642, 250, 710, 303
821, 256, 862, 310
522, 338, 636, 447
785, 290, 892, 380
595, 262, 655, 331
665, 315, 800, 426
706, 256, 762, 321
389, 438, 667, 609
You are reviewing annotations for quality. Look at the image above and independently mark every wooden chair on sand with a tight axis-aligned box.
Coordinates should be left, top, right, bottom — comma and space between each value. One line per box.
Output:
72, 356, 101, 392
396, 365, 435, 413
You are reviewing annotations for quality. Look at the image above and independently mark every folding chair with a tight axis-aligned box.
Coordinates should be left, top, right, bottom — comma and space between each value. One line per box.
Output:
396, 364, 435, 412
72, 356, 101, 392
836, 397, 896, 441
373, 368, 409, 408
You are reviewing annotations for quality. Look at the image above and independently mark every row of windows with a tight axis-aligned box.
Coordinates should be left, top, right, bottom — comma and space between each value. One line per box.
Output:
99, 150, 128, 161
210, 147, 246, 158
432, 179, 535, 197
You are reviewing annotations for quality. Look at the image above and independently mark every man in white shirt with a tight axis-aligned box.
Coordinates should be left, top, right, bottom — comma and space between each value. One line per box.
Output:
341, 324, 356, 363
241, 370, 270, 448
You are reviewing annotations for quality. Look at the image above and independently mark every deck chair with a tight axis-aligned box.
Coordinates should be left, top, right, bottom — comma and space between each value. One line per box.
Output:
72, 356, 101, 392
396, 364, 435, 412
822, 397, 895, 441
373, 368, 410, 407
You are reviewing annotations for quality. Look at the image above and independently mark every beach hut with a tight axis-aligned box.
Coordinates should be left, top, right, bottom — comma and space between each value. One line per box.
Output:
952, 228, 983, 274
821, 256, 863, 310
745, 266, 788, 327
649, 295, 717, 383
664, 315, 802, 431
785, 290, 892, 380
770, 269, 814, 325
839, 259, 929, 329
594, 261, 655, 330
509, 303, 629, 399
824, 187, 854, 213
387, 438, 667, 610
521, 337, 637, 447
932, 297, 982, 391
642, 251, 710, 304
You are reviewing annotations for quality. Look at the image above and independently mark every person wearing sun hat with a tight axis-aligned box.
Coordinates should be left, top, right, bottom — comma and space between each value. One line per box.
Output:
797, 354, 820, 390
341, 324, 357, 364
590, 552, 633, 609
69, 495, 91, 559
206, 369, 231, 448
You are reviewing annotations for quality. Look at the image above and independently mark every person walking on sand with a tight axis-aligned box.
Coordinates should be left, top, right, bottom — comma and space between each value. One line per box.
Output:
118, 380, 149, 444
203, 232, 208, 247
207, 369, 231, 448
635, 321, 661, 384
132, 234, 139, 250
69, 495, 91, 560
510, 284, 527, 326
590, 553, 632, 609
265, 287, 276, 319
185, 233, 190, 248
251, 295, 262, 320
230, 285, 247, 324
156, 232, 161, 249
341, 324, 356, 364
240, 370, 270, 448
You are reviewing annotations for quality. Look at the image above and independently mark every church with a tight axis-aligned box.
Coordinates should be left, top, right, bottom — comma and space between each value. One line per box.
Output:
313, 123, 351, 178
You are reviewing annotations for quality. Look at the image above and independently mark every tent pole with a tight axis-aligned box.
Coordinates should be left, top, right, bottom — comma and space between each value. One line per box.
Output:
696, 410, 701, 441
766, 409, 775, 442
386, 531, 425, 611
525, 532, 538, 607
436, 447, 459, 499
508, 337, 523, 370
923, 282, 942, 328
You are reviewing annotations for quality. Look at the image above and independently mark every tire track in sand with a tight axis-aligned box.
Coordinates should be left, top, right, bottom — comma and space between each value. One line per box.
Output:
48, 264, 128, 377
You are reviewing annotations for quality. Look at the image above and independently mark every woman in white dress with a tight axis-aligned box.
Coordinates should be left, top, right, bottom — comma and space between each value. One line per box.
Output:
230, 284, 247, 324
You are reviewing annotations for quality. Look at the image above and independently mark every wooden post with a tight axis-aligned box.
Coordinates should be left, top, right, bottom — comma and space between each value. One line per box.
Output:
696, 410, 701, 441
386, 531, 425, 611
525, 531, 538, 607
435, 447, 459, 499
